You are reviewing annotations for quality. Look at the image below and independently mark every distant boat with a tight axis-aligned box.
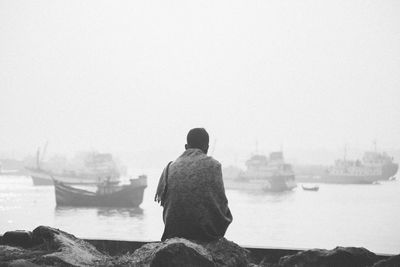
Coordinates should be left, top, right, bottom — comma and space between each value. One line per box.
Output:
54, 175, 147, 207
223, 152, 297, 192
302, 185, 319, 191
26, 151, 122, 186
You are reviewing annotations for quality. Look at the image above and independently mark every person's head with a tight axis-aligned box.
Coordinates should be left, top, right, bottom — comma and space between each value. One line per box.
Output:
185, 128, 209, 154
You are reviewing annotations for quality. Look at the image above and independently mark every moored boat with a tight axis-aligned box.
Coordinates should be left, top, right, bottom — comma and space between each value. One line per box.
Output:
301, 185, 319, 191
54, 175, 147, 207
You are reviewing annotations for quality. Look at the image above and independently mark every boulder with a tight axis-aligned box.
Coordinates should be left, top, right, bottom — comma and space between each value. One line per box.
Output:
202, 238, 250, 267
0, 226, 109, 266
278, 246, 379, 267
2, 225, 394, 267
124, 237, 249, 267
373, 254, 400, 267
7, 259, 41, 267
1, 227, 250, 267
2, 231, 34, 249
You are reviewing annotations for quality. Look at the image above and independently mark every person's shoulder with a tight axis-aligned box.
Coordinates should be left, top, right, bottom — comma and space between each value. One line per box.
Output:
203, 155, 221, 168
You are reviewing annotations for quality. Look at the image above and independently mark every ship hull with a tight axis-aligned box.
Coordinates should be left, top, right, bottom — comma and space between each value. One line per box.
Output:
32, 175, 54, 185
297, 174, 379, 184
224, 175, 297, 192
381, 163, 399, 180
321, 175, 379, 184
297, 163, 399, 184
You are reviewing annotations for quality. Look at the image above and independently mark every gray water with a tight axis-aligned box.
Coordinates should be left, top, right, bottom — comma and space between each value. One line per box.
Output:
1, 174, 399, 254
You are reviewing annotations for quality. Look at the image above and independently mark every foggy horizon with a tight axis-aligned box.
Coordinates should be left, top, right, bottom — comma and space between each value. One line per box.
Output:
1, 0, 400, 167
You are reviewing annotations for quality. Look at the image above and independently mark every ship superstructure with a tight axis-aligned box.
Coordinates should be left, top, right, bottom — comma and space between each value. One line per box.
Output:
224, 152, 297, 192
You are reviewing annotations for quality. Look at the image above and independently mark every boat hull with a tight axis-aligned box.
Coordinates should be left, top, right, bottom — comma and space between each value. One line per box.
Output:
297, 174, 380, 184
302, 186, 319, 191
297, 162, 399, 184
54, 181, 146, 207
224, 175, 297, 192
381, 163, 399, 180
32, 175, 54, 185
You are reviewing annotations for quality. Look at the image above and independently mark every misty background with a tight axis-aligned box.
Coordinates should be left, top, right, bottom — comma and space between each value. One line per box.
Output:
1, 0, 399, 172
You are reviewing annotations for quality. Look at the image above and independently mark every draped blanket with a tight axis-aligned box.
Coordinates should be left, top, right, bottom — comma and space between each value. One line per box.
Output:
155, 148, 233, 241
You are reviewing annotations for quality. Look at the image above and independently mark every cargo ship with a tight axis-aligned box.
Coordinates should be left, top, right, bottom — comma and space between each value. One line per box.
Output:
223, 152, 297, 192
297, 150, 398, 184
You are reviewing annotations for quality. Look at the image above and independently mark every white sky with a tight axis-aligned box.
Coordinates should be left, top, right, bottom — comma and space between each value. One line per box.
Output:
1, 0, 399, 166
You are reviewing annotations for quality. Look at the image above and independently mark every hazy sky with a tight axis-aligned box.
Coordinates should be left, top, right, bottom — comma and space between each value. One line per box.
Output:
1, 0, 399, 165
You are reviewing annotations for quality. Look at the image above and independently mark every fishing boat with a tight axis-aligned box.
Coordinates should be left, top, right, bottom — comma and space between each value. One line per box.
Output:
54, 175, 147, 207
223, 152, 297, 192
301, 185, 319, 191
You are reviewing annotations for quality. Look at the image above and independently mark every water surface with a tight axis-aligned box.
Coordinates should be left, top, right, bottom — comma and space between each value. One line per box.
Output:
1, 174, 399, 254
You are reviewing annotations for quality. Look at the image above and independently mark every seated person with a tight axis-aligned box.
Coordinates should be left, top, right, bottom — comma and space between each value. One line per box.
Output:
155, 128, 233, 241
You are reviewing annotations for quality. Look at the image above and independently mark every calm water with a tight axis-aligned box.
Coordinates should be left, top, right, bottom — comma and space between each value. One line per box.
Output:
1, 174, 399, 254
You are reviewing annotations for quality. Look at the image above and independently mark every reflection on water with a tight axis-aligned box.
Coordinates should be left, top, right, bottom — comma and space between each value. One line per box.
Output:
228, 189, 296, 204
55, 206, 144, 218
97, 207, 144, 217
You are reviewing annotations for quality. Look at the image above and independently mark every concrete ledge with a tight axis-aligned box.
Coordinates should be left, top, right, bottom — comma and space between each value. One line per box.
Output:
85, 239, 391, 264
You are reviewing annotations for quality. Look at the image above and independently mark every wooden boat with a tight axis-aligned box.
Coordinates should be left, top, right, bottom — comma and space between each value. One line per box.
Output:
54, 175, 147, 207
301, 185, 319, 191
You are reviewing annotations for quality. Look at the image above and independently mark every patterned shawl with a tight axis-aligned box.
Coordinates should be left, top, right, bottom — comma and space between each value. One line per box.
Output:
155, 148, 233, 241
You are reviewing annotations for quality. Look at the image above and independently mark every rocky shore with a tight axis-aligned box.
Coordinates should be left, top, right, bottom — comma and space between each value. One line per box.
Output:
0, 226, 399, 267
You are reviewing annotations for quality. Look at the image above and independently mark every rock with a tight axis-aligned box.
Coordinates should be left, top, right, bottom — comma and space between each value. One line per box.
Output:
372, 254, 400, 267
0, 226, 110, 267
128, 238, 215, 266
257, 259, 279, 267
1, 227, 250, 267
278, 246, 379, 267
0, 245, 30, 262
7, 259, 40, 267
31, 226, 109, 266
127, 237, 249, 267
2, 231, 33, 249
202, 238, 250, 267
2, 225, 393, 267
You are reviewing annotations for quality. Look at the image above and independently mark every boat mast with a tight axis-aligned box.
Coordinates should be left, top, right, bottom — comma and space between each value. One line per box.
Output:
255, 139, 258, 154
41, 141, 48, 163
36, 147, 41, 169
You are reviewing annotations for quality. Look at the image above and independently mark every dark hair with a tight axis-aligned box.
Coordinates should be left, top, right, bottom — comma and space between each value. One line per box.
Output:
186, 128, 209, 149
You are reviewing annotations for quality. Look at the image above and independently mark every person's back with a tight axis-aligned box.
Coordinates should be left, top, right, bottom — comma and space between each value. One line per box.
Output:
155, 128, 232, 241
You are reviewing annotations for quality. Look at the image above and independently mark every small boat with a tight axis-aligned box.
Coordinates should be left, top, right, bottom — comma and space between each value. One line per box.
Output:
54, 175, 147, 207
302, 185, 319, 191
